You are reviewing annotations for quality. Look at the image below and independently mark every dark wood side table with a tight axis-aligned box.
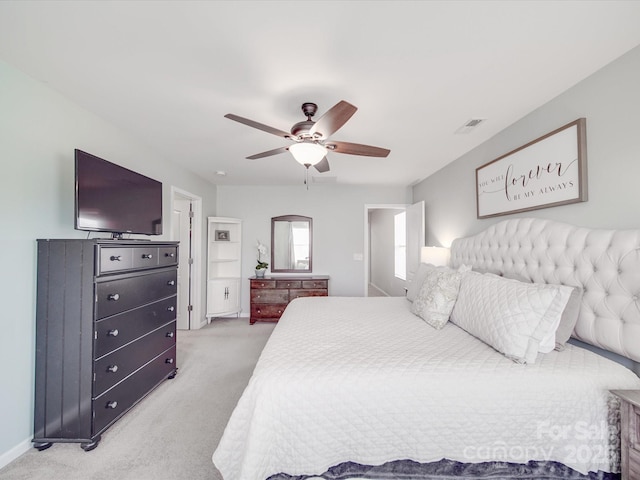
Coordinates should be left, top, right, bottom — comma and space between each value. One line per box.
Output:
611, 390, 640, 479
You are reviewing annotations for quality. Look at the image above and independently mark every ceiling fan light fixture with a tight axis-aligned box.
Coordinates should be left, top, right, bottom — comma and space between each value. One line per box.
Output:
289, 142, 327, 166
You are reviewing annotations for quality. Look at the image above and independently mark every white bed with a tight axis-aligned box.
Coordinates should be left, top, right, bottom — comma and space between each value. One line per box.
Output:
213, 218, 640, 480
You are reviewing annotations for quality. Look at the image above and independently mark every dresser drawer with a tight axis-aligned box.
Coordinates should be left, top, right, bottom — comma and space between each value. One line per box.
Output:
99, 247, 133, 273
94, 322, 176, 396
290, 289, 328, 300
93, 345, 176, 434
131, 247, 160, 269
251, 304, 287, 319
251, 279, 276, 289
632, 404, 640, 445
276, 280, 301, 288
96, 269, 177, 319
629, 447, 640, 478
251, 289, 289, 304
158, 246, 178, 267
95, 297, 176, 358
302, 279, 328, 289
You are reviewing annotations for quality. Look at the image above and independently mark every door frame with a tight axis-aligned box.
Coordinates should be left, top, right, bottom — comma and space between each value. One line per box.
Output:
363, 204, 408, 297
170, 186, 203, 329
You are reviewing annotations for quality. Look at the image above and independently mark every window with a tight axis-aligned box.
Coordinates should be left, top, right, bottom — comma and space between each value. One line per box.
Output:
394, 211, 406, 280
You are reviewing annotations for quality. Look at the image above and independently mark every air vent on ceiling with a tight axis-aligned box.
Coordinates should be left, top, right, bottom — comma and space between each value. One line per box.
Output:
455, 118, 486, 134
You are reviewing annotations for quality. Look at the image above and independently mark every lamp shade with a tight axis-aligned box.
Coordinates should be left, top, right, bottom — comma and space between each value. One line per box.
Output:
289, 142, 327, 166
420, 246, 450, 267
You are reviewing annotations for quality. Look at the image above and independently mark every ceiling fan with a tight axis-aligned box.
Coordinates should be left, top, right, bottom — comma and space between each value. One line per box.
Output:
224, 100, 390, 174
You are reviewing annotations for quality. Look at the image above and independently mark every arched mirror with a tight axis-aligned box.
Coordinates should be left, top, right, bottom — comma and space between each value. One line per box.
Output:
271, 215, 312, 273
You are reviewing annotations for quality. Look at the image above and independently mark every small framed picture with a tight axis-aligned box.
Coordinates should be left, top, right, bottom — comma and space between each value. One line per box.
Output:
215, 230, 230, 241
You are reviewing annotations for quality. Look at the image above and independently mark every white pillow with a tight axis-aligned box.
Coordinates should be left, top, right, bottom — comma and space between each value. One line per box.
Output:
411, 265, 466, 329
498, 272, 583, 350
553, 286, 583, 350
450, 271, 572, 364
406, 263, 431, 302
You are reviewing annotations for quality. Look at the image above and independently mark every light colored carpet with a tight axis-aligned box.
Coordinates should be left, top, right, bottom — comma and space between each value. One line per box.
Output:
0, 317, 275, 480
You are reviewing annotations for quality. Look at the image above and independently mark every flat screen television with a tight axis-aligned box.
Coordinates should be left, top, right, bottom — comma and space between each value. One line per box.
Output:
75, 149, 163, 238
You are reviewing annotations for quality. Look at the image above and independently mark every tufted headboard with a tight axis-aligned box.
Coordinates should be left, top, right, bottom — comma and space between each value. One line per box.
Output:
450, 217, 640, 363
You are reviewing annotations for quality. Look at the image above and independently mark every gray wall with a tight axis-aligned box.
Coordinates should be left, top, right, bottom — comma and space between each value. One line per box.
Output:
216, 184, 411, 314
0, 59, 217, 465
413, 45, 640, 246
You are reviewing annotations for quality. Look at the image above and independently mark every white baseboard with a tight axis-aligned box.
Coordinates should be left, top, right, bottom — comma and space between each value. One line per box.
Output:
0, 437, 31, 470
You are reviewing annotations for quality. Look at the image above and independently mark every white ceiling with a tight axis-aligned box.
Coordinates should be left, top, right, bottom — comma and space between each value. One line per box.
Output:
2, 1, 640, 187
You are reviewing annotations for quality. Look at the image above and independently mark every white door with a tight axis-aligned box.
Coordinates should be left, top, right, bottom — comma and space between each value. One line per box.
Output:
172, 198, 192, 330
405, 201, 425, 283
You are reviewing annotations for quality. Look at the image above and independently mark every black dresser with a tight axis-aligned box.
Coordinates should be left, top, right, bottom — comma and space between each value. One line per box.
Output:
33, 239, 179, 451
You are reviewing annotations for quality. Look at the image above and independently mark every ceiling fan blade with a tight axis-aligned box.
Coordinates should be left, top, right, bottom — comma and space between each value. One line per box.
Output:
225, 113, 292, 138
246, 146, 289, 160
314, 157, 330, 173
309, 101, 357, 138
328, 141, 390, 157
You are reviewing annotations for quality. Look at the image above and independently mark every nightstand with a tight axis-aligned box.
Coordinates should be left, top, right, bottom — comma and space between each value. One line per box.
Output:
611, 390, 640, 479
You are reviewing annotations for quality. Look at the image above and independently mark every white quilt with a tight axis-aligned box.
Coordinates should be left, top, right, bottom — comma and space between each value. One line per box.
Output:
212, 296, 640, 480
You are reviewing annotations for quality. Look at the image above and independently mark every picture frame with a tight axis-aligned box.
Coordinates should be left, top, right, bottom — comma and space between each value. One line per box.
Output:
476, 118, 588, 219
215, 229, 230, 241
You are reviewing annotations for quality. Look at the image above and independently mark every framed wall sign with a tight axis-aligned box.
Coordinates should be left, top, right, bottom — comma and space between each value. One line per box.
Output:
476, 118, 587, 219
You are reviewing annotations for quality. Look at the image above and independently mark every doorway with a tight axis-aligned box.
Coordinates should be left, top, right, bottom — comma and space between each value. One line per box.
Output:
170, 187, 203, 329
363, 202, 424, 297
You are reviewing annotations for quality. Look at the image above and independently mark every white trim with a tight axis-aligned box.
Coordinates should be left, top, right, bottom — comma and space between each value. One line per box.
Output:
0, 437, 31, 470
170, 186, 204, 329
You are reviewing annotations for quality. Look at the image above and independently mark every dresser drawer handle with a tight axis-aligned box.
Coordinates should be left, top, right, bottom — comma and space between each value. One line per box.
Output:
166, 331, 174, 338
165, 358, 174, 364
106, 401, 118, 409
167, 306, 175, 312
107, 329, 119, 337
278, 310, 282, 314
167, 280, 176, 286
256, 308, 261, 313
165, 252, 175, 258
107, 365, 119, 373
107, 293, 120, 301
110, 255, 122, 262
260, 283, 265, 287
142, 253, 153, 259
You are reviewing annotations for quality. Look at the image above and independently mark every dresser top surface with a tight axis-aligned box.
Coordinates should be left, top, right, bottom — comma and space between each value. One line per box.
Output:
38, 239, 179, 246
611, 389, 640, 407
250, 275, 329, 281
